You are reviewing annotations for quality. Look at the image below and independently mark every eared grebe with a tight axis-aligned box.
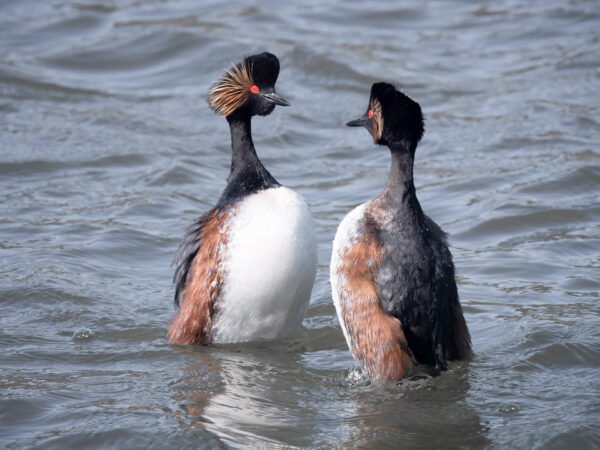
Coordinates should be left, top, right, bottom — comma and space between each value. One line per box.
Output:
168, 52, 318, 345
330, 83, 471, 382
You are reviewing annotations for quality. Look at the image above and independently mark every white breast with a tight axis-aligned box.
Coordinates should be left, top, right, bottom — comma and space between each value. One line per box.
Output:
212, 186, 318, 343
330, 202, 368, 353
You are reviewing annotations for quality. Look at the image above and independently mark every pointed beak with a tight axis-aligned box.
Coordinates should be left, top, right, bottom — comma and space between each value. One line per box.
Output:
262, 91, 290, 107
346, 112, 372, 132
346, 117, 368, 127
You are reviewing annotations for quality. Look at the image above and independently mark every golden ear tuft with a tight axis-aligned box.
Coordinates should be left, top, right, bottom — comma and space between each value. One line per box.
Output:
208, 61, 255, 117
371, 99, 384, 143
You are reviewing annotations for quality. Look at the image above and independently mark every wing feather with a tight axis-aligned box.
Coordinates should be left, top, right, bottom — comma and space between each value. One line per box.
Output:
168, 207, 232, 345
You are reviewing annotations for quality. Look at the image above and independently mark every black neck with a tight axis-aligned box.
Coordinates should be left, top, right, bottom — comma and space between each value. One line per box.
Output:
378, 141, 423, 217
217, 116, 279, 205
229, 117, 258, 174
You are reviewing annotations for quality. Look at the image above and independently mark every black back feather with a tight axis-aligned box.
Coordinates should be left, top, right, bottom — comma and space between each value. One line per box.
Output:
172, 211, 211, 308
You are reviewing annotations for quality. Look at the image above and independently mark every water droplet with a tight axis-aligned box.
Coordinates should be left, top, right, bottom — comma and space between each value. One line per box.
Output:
500, 404, 520, 414
72, 328, 95, 342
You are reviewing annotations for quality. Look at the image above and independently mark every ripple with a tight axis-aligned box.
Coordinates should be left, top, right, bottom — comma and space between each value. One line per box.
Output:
517, 165, 600, 198
1, 0, 600, 448
0, 65, 108, 100
0, 154, 149, 177
42, 31, 208, 74
460, 206, 600, 242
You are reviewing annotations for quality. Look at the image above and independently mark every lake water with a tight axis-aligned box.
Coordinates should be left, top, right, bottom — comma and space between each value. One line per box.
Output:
1, 0, 599, 448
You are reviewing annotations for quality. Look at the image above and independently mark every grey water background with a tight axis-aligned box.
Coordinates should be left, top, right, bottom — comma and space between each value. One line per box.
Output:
1, 0, 599, 448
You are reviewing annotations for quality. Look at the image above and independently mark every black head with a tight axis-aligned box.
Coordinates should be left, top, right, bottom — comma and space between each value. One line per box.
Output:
208, 52, 289, 118
346, 82, 424, 149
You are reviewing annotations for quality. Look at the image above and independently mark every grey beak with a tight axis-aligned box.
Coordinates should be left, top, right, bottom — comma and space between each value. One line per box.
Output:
346, 112, 373, 133
346, 117, 369, 127
262, 92, 290, 107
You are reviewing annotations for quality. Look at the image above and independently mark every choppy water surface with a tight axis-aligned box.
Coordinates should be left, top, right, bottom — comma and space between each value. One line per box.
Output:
1, 0, 600, 448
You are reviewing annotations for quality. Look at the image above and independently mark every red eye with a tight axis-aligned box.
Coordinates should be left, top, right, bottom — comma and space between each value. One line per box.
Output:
250, 85, 260, 94
368, 109, 373, 119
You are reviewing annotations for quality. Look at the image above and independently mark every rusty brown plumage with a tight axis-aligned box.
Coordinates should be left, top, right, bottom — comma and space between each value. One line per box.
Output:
371, 98, 383, 143
167, 208, 231, 345
336, 215, 414, 382
208, 61, 255, 117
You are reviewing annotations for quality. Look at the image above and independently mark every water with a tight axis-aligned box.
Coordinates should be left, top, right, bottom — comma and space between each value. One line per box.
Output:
1, 0, 599, 448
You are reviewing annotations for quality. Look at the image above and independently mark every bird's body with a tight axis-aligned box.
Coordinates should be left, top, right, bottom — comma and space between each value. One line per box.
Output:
212, 186, 317, 343
331, 83, 471, 381
168, 52, 317, 345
